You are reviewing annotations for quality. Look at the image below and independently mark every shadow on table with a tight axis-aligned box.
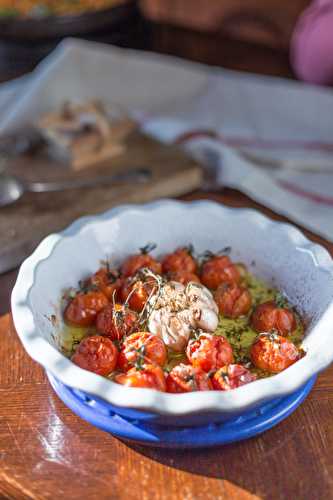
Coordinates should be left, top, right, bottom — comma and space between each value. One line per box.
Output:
124, 412, 314, 500
125, 438, 272, 497
128, 437, 263, 482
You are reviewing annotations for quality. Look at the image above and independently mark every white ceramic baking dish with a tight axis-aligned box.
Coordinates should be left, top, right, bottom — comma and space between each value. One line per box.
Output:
11, 200, 333, 422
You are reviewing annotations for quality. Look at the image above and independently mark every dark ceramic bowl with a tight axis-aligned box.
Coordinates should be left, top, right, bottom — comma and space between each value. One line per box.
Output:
0, 1, 136, 40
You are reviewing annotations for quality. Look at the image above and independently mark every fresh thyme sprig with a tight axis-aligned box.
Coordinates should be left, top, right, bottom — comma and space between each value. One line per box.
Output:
183, 243, 195, 257
139, 243, 157, 255
136, 268, 165, 326
275, 292, 288, 309
134, 345, 146, 371
258, 330, 280, 343
199, 246, 232, 264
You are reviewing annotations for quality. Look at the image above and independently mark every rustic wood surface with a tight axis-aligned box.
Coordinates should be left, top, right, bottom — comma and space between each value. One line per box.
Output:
0, 131, 202, 274
141, 0, 310, 49
150, 23, 295, 79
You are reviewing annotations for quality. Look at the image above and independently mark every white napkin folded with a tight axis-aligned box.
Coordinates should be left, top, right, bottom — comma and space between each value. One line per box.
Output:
1, 38, 333, 241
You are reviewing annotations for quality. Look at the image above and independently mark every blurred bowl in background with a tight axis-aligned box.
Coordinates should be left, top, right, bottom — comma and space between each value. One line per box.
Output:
0, 1, 136, 40
0, 0, 149, 81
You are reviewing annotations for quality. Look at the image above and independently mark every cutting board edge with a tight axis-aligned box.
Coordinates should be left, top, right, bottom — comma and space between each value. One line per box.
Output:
0, 165, 203, 273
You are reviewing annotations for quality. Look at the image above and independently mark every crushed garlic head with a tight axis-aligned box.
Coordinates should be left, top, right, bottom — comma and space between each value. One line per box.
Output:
148, 281, 219, 351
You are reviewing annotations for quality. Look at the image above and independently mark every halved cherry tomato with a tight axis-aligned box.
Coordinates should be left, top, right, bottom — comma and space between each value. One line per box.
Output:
114, 363, 166, 391
214, 283, 252, 318
169, 270, 201, 285
89, 267, 122, 301
186, 333, 234, 372
251, 301, 296, 336
117, 331, 167, 371
121, 252, 161, 278
162, 247, 197, 274
72, 335, 118, 376
200, 255, 241, 289
64, 291, 109, 327
120, 278, 156, 312
166, 363, 212, 392
96, 303, 138, 341
251, 333, 300, 373
212, 364, 257, 391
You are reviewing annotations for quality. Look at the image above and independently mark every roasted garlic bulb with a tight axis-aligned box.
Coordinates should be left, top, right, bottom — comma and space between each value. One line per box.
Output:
148, 281, 218, 351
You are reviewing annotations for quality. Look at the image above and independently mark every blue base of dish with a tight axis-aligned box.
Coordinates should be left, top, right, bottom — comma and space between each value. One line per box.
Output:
47, 373, 316, 448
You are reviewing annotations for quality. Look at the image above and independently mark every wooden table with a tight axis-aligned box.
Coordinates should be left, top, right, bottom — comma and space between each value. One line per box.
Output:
1, 28, 333, 500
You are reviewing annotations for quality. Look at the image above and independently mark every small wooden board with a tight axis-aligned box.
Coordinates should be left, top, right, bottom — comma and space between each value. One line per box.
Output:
0, 130, 202, 273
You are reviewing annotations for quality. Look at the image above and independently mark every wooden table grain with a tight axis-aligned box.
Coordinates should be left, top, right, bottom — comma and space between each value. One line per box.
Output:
1, 189, 333, 500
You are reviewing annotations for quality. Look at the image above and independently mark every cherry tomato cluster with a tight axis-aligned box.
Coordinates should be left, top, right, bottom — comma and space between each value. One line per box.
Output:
64, 245, 303, 392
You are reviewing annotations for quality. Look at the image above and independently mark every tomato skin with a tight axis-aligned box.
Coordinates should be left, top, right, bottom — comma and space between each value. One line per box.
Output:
89, 267, 122, 300
114, 364, 166, 391
214, 283, 252, 318
251, 301, 297, 336
166, 363, 213, 393
212, 364, 257, 391
201, 255, 241, 289
72, 335, 118, 376
120, 278, 155, 312
118, 331, 167, 371
186, 333, 234, 372
96, 303, 138, 341
162, 247, 197, 274
121, 253, 162, 278
169, 270, 201, 285
250, 334, 300, 373
64, 291, 109, 327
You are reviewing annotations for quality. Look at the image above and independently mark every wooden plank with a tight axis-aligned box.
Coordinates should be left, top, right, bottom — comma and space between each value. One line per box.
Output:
0, 131, 202, 273
141, 0, 311, 49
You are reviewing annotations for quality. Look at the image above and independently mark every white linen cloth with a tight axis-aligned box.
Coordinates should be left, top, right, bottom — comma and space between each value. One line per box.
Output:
1, 38, 333, 240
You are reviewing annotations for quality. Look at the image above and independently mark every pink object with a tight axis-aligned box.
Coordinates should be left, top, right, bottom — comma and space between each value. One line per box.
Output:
291, 0, 333, 85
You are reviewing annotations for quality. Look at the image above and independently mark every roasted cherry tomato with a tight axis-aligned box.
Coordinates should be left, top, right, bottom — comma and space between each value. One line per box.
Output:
250, 333, 300, 373
121, 247, 162, 278
117, 331, 167, 371
72, 335, 118, 376
120, 278, 156, 312
186, 333, 234, 372
96, 303, 138, 341
114, 363, 166, 391
214, 283, 252, 318
166, 363, 212, 393
89, 267, 122, 300
251, 301, 297, 336
162, 247, 197, 274
212, 364, 257, 391
200, 255, 241, 289
169, 270, 201, 285
64, 291, 109, 327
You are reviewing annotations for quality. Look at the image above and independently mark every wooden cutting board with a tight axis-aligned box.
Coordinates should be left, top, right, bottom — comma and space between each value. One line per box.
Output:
0, 130, 202, 273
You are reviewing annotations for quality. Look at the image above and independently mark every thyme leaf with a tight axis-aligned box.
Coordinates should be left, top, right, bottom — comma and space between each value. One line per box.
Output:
275, 292, 288, 309
139, 243, 157, 255
134, 345, 146, 371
